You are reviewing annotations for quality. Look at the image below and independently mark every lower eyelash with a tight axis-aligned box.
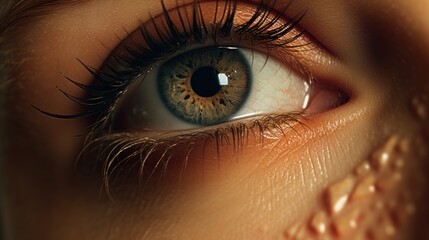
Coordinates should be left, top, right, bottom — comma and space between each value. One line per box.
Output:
75, 113, 306, 196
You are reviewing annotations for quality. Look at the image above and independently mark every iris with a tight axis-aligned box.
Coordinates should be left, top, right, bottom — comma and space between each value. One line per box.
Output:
157, 46, 252, 125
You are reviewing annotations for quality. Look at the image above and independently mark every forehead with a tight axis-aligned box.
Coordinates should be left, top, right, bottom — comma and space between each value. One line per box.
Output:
0, 0, 88, 34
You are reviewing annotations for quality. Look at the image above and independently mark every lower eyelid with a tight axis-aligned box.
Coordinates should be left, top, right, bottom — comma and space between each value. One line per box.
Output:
76, 93, 362, 193
77, 113, 307, 188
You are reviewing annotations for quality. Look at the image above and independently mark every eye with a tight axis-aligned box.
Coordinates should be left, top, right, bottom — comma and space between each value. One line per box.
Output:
115, 46, 312, 130
36, 0, 349, 184
67, 0, 347, 135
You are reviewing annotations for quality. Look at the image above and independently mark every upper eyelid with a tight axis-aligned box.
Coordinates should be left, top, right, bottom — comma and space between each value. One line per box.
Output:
2, 0, 314, 68
106, 0, 308, 77
0, 0, 293, 33
0, 0, 330, 54
37, 0, 310, 123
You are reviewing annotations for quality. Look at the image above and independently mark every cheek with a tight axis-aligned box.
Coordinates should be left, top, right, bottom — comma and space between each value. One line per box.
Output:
283, 134, 426, 239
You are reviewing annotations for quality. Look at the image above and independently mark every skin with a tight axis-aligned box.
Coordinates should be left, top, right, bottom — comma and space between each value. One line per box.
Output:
1, 0, 429, 239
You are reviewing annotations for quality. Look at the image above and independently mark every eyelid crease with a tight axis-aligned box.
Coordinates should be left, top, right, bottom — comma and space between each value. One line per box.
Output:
75, 112, 307, 197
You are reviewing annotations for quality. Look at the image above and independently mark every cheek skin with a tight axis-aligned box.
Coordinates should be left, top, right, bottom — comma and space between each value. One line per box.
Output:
283, 133, 427, 240
45, 92, 374, 240
86, 103, 377, 240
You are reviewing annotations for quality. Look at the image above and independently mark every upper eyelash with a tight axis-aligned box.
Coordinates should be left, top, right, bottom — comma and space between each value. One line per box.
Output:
34, 0, 306, 138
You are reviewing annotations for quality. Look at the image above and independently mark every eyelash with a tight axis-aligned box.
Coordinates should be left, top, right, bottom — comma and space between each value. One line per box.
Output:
77, 113, 307, 195
35, 0, 309, 191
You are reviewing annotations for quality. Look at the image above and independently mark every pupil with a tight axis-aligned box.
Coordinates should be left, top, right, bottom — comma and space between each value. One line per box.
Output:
190, 66, 221, 97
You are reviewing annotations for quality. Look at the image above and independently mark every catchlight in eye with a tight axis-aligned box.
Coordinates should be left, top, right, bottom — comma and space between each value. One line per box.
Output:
157, 46, 251, 126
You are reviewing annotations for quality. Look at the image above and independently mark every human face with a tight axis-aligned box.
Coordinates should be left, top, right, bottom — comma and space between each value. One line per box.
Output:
1, 0, 428, 239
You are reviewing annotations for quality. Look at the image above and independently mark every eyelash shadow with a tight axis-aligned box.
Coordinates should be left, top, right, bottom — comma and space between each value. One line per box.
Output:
33, 0, 309, 193
74, 112, 307, 197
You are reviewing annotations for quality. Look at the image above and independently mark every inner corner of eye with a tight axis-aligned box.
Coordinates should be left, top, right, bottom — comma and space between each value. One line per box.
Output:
253, 51, 350, 118
301, 77, 350, 117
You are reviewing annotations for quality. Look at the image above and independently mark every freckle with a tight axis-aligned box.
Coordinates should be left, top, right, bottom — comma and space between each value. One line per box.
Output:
326, 177, 355, 215
392, 202, 415, 227
373, 199, 385, 211
415, 136, 429, 157
284, 222, 298, 238
381, 215, 397, 236
398, 138, 410, 153
393, 157, 404, 169
411, 96, 427, 119
284, 222, 306, 239
371, 135, 399, 171
375, 172, 402, 192
405, 203, 415, 215
414, 104, 427, 119
309, 211, 328, 235
354, 161, 371, 177
333, 209, 361, 237
368, 215, 396, 240
351, 174, 376, 202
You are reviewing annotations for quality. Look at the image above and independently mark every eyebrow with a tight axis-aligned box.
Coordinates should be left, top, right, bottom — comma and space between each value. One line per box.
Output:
0, 0, 88, 34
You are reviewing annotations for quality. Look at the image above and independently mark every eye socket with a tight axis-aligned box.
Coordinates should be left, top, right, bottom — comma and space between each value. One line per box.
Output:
29, 0, 351, 188
97, 1, 346, 134
44, 0, 347, 139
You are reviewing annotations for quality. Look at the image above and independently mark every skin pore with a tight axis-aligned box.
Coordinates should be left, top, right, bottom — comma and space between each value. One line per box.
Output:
1, 0, 429, 239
